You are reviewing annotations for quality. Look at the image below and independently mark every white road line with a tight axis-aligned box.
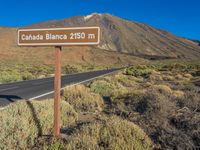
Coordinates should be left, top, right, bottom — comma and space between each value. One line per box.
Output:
29, 70, 120, 100
0, 86, 19, 92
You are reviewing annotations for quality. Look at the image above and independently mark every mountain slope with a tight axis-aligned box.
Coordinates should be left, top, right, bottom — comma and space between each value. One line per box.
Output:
0, 13, 200, 67
0, 26, 146, 67
29, 13, 200, 59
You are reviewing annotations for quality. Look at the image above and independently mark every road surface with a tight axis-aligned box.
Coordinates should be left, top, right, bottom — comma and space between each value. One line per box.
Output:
0, 68, 122, 108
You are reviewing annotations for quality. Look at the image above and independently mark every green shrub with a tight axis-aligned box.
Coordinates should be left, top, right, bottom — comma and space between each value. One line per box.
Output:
63, 85, 104, 112
124, 66, 152, 77
0, 70, 21, 83
90, 79, 127, 97
0, 64, 56, 83
22, 72, 35, 80
26, 64, 53, 77
136, 65, 149, 70
43, 140, 64, 150
0, 100, 77, 149
63, 65, 81, 74
114, 73, 139, 87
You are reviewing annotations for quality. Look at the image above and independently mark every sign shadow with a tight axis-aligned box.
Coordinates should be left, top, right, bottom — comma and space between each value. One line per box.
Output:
0, 95, 22, 102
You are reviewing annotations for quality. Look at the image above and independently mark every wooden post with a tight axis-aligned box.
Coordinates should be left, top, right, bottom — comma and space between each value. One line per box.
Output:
54, 46, 62, 137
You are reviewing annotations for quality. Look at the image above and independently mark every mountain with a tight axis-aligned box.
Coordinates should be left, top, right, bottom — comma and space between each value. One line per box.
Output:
0, 13, 200, 67
29, 13, 200, 59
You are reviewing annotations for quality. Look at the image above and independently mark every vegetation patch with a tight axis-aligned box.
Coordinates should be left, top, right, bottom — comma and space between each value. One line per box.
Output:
152, 84, 173, 94
114, 73, 141, 87
90, 79, 127, 97
0, 64, 54, 83
108, 88, 200, 149
0, 100, 77, 149
0, 70, 21, 83
0, 63, 106, 84
1, 61, 200, 149
43, 116, 153, 150
124, 65, 152, 77
63, 85, 104, 112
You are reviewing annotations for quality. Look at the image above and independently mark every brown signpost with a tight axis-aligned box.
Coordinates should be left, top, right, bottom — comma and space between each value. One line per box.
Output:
18, 27, 100, 46
18, 27, 100, 137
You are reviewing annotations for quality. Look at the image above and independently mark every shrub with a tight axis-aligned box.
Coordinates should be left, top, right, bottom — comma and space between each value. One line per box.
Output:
0, 64, 55, 83
175, 74, 184, 80
0, 100, 77, 149
63, 65, 81, 74
90, 79, 127, 97
44, 116, 153, 150
183, 73, 193, 78
0, 70, 21, 83
162, 75, 174, 81
109, 87, 200, 149
172, 90, 185, 98
153, 84, 172, 94
22, 71, 35, 80
114, 73, 143, 87
159, 63, 187, 71
110, 89, 175, 118
148, 73, 163, 82
63, 85, 104, 112
124, 66, 152, 77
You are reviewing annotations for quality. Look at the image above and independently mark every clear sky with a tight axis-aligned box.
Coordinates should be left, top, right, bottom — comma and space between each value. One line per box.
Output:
0, 0, 199, 40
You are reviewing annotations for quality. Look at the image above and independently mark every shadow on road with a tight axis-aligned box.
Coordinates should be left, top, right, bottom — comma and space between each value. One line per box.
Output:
0, 95, 22, 102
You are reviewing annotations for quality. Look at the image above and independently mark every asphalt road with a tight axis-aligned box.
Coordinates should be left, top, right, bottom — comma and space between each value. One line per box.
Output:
0, 68, 122, 108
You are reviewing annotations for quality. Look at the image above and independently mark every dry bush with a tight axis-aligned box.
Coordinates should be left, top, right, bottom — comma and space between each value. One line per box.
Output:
63, 85, 104, 112
158, 63, 188, 71
0, 100, 77, 150
152, 84, 173, 94
147, 73, 163, 82
162, 75, 174, 81
114, 73, 138, 87
183, 73, 193, 78
44, 116, 153, 150
175, 74, 184, 80
175, 88, 200, 112
172, 90, 185, 98
109, 87, 200, 149
153, 84, 185, 98
151, 70, 161, 75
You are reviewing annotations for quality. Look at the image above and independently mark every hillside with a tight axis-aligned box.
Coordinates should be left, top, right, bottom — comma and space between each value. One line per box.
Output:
0, 26, 146, 67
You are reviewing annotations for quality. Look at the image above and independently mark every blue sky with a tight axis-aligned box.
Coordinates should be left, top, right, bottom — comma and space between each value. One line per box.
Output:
0, 0, 199, 40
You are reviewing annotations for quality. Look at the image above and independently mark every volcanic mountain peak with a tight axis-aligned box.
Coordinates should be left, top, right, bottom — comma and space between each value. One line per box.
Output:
84, 13, 102, 21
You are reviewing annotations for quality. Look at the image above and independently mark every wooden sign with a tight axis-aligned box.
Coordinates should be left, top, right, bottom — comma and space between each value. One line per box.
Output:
18, 27, 100, 46
17, 26, 100, 138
